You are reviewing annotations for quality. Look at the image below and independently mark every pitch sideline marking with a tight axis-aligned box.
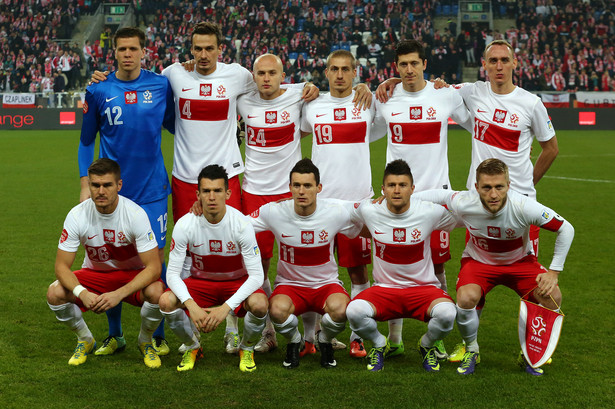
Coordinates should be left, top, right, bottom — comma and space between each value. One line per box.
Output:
544, 176, 615, 184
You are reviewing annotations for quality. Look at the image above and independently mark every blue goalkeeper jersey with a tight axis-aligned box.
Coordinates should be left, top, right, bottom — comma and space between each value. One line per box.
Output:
79, 69, 175, 204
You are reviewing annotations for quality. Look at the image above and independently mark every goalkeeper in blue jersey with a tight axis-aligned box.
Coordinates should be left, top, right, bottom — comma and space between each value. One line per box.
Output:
78, 27, 175, 357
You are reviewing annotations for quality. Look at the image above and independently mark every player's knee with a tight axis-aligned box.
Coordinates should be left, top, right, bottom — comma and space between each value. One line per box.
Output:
268, 301, 290, 324
246, 294, 269, 318
143, 281, 164, 304
345, 299, 370, 325
325, 299, 349, 322
46, 280, 67, 305
158, 291, 178, 312
432, 302, 457, 330
456, 287, 481, 309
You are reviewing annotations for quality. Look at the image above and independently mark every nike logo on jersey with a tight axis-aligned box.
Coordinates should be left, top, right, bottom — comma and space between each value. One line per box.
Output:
247, 115, 258, 118
467, 226, 480, 230
438, 252, 448, 257
391, 112, 403, 116
281, 234, 292, 238
374, 231, 386, 234
105, 96, 118, 102
193, 243, 204, 247
182, 88, 193, 92
87, 235, 98, 239
316, 113, 327, 117
477, 109, 487, 113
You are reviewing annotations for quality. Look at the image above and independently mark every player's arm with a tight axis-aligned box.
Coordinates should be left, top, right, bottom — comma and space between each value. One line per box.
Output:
370, 99, 387, 142
412, 189, 456, 207
162, 78, 176, 134
203, 223, 264, 333
89, 70, 109, 84
450, 88, 473, 132
352, 83, 373, 110
533, 136, 559, 186
78, 89, 100, 202
247, 203, 272, 233
54, 248, 99, 310
375, 77, 401, 102
90, 247, 161, 313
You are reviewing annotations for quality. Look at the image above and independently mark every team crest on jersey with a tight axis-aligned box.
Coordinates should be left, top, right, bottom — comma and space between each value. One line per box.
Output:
393, 228, 406, 242
319, 230, 328, 243
281, 110, 290, 123
209, 240, 222, 252
487, 226, 501, 238
410, 228, 422, 242
83, 101, 88, 114
506, 228, 516, 238
170, 238, 175, 251
60, 229, 68, 243
117, 231, 127, 243
493, 109, 507, 123
103, 229, 115, 243
200, 84, 212, 96
301, 231, 314, 244
124, 91, 137, 104
250, 209, 259, 218
226, 241, 237, 253
426, 107, 436, 119
351, 106, 361, 119
265, 111, 277, 124
409, 106, 422, 120
143, 90, 153, 104
334, 108, 346, 121
354, 202, 361, 209
216, 84, 226, 98
509, 113, 519, 125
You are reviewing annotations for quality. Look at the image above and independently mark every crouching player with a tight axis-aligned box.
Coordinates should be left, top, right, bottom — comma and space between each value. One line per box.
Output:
414, 158, 574, 375
345, 159, 458, 372
159, 165, 268, 372
249, 158, 363, 369
47, 158, 164, 368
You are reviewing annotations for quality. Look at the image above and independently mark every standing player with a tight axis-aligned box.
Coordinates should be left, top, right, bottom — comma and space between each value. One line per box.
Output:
346, 159, 458, 372
414, 159, 573, 375
250, 159, 363, 369
159, 165, 268, 372
372, 39, 471, 358
78, 27, 174, 357
237, 53, 305, 353
300, 49, 384, 358
47, 159, 164, 368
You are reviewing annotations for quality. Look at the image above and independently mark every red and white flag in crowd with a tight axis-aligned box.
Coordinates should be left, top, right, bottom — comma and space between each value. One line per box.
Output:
518, 296, 564, 368
539, 93, 570, 108
2, 93, 36, 108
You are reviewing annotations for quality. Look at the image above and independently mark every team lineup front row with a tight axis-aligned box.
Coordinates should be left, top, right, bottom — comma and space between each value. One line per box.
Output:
47, 156, 573, 375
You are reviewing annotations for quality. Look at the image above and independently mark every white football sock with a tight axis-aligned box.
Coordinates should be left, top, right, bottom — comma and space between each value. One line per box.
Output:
274, 314, 301, 343
456, 304, 480, 352
138, 301, 163, 344
241, 312, 266, 350
318, 313, 346, 343
301, 311, 318, 343
162, 308, 199, 348
346, 299, 386, 348
48, 302, 93, 342
225, 311, 239, 334
387, 318, 404, 344
421, 302, 456, 348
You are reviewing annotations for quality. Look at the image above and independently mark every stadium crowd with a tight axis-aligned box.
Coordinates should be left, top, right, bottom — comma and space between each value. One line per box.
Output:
1, 0, 614, 94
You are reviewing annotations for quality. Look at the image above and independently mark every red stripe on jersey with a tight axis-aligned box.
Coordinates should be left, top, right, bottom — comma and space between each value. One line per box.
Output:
179, 98, 230, 121
373, 239, 425, 264
473, 118, 521, 152
279, 242, 330, 266
468, 233, 524, 253
541, 217, 564, 232
313, 122, 367, 145
246, 123, 295, 147
85, 244, 138, 262
190, 253, 245, 274
388, 122, 441, 144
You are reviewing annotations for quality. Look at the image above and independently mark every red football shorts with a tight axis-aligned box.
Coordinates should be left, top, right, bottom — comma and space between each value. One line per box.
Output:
242, 190, 291, 259
456, 255, 550, 308
74, 268, 148, 310
336, 233, 371, 267
172, 175, 242, 223
175, 275, 265, 317
271, 283, 349, 316
430, 230, 451, 264
355, 285, 452, 322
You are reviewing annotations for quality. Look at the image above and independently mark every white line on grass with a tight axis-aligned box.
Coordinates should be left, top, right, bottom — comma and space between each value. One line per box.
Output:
556, 154, 615, 158
544, 176, 615, 183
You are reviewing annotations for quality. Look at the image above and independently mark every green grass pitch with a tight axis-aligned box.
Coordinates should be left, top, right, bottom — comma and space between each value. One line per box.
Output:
0, 129, 613, 408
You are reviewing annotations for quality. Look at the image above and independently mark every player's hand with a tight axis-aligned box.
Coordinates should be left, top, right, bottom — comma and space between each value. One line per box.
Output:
89, 70, 109, 85
375, 78, 400, 103
79, 187, 91, 203
371, 195, 385, 204
201, 304, 232, 333
535, 270, 559, 297
352, 83, 372, 110
90, 290, 123, 313
432, 77, 450, 89
190, 200, 203, 216
78, 289, 98, 311
301, 82, 319, 101
186, 304, 209, 331
182, 59, 196, 72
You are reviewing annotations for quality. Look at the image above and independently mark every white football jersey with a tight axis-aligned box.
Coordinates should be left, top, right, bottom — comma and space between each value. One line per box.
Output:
58, 196, 158, 271
374, 82, 471, 192
456, 81, 556, 198
414, 189, 573, 270
250, 198, 362, 288
166, 206, 264, 309
162, 62, 256, 183
237, 88, 304, 195
301, 92, 379, 200
350, 198, 457, 288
